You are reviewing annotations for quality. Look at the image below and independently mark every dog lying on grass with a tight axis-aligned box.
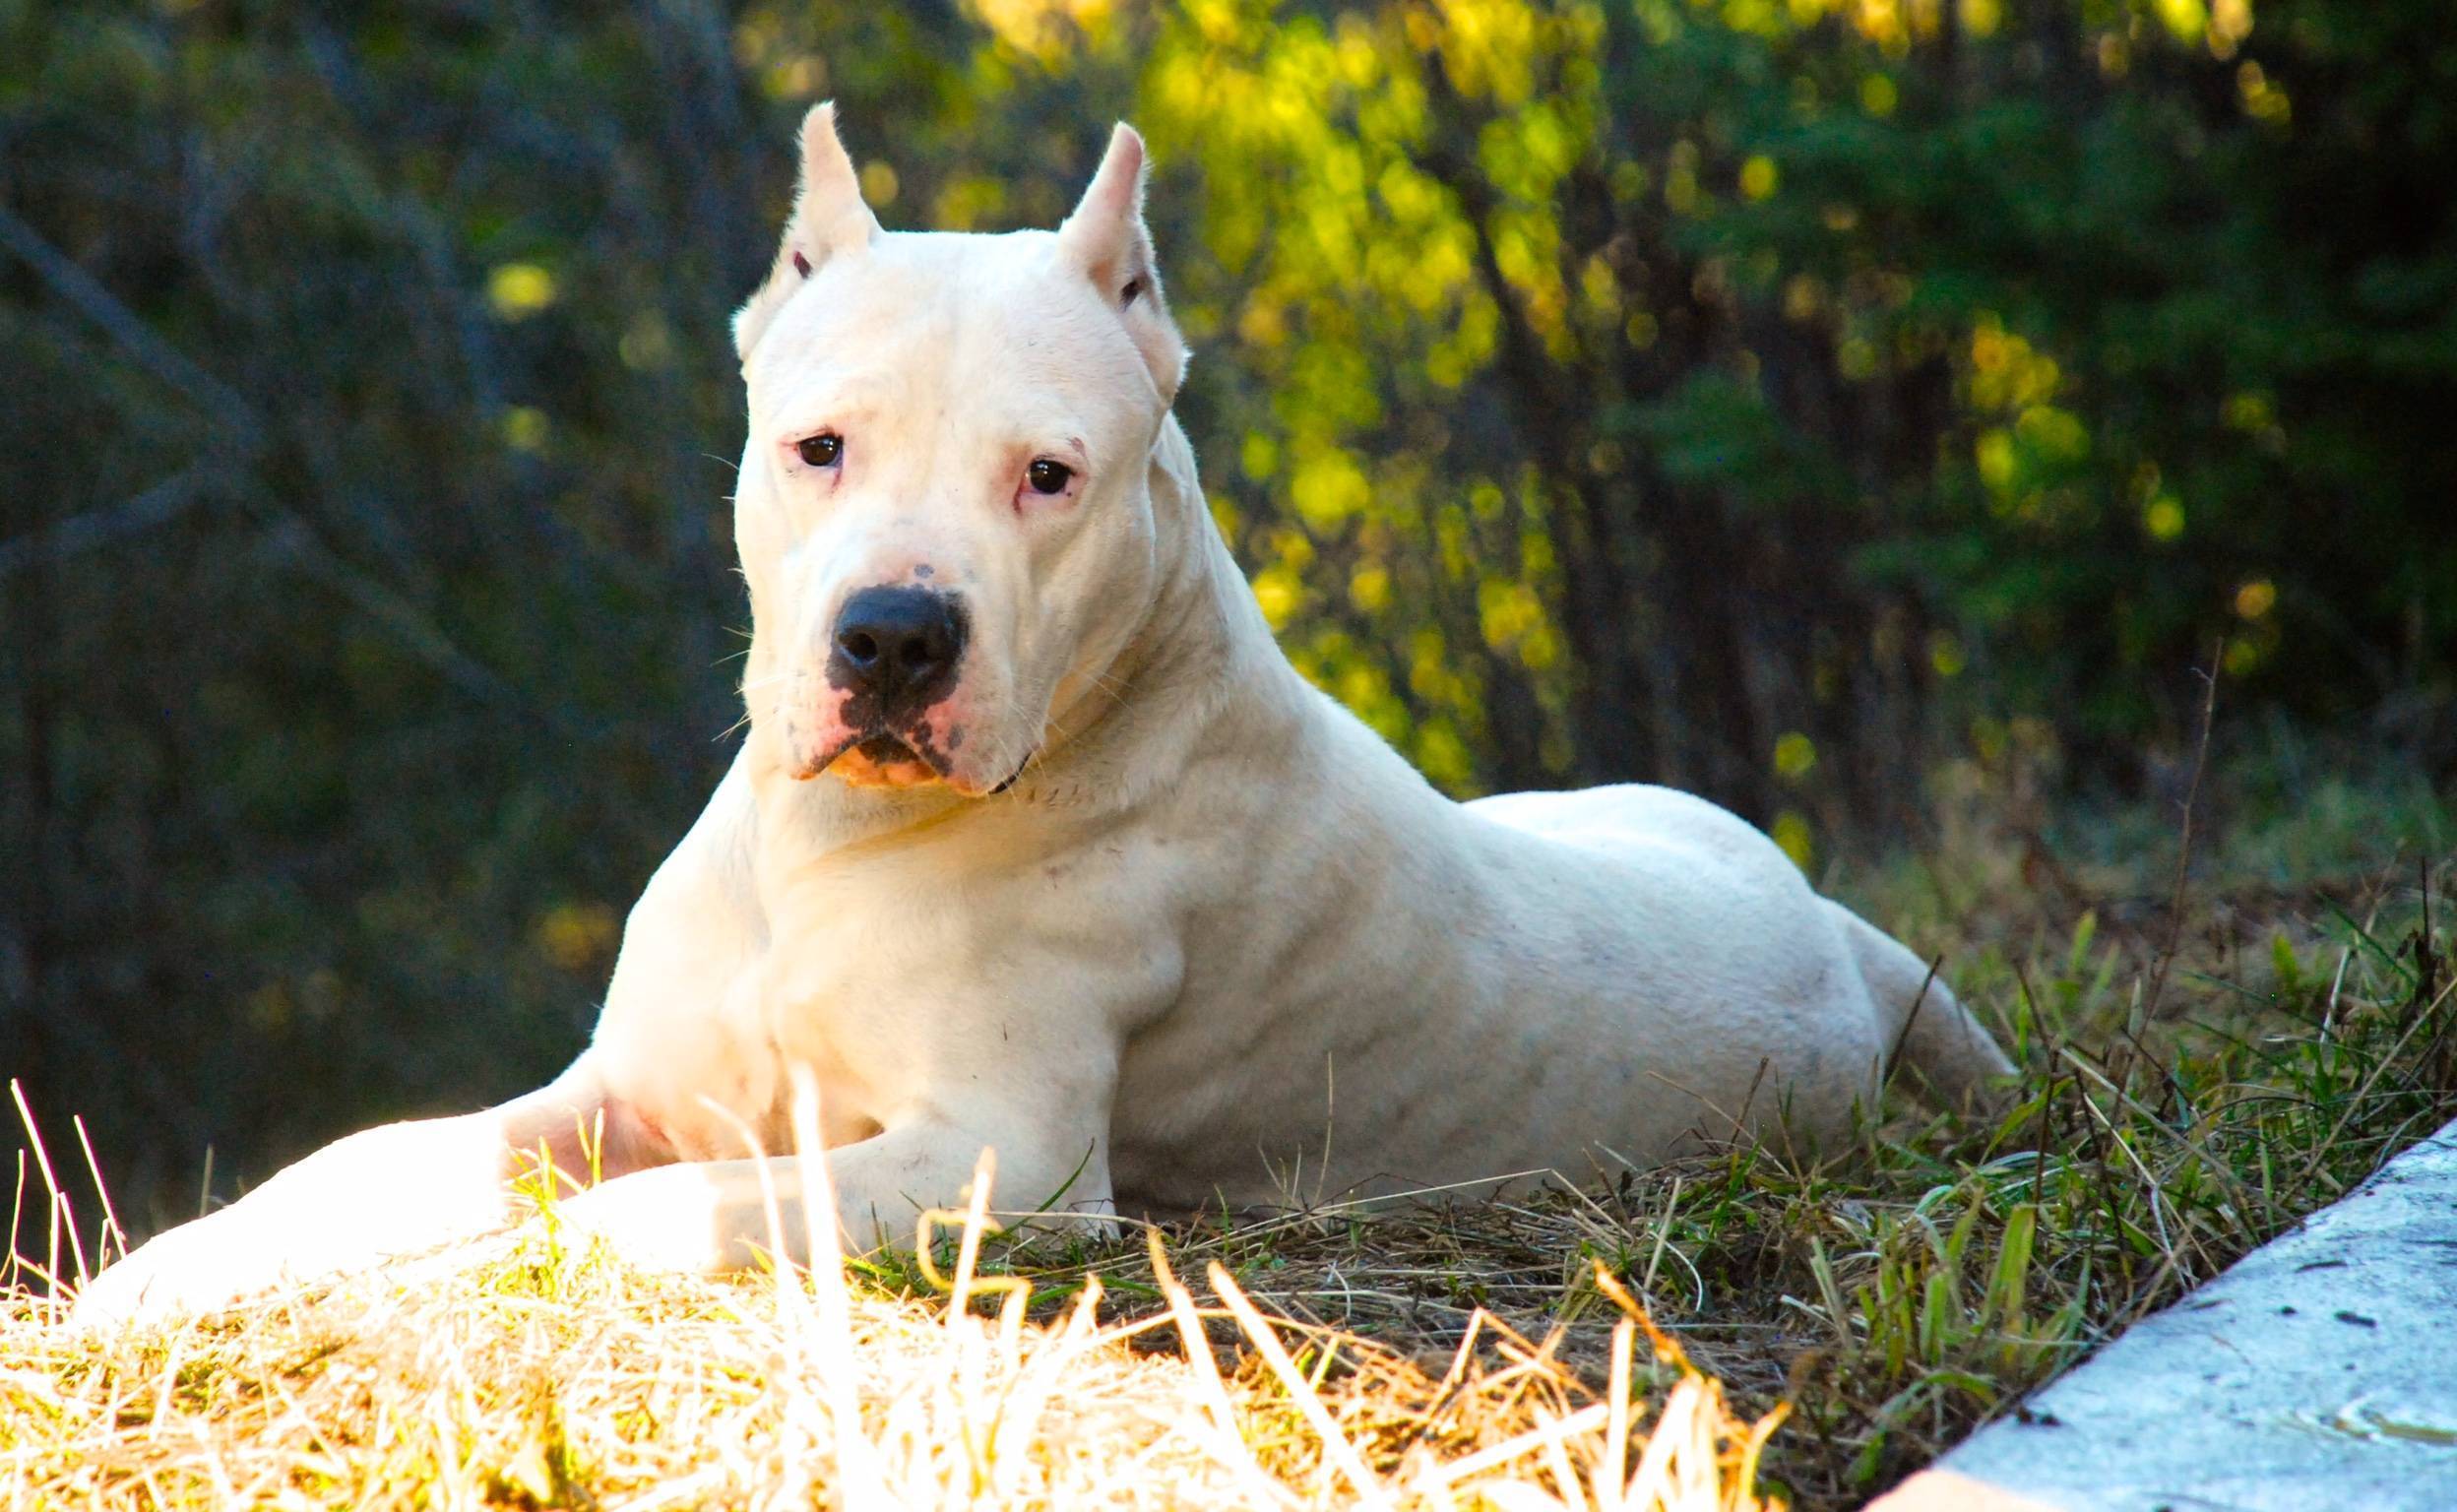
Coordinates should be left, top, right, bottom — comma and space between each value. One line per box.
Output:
79, 107, 2011, 1324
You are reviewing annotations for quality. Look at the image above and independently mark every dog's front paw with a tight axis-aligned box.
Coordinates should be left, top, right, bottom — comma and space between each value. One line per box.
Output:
72, 1210, 293, 1329
554, 1156, 863, 1277
555, 1164, 746, 1276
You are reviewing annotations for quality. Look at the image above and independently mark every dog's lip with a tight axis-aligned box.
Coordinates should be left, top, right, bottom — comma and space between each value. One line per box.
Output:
988, 747, 1038, 795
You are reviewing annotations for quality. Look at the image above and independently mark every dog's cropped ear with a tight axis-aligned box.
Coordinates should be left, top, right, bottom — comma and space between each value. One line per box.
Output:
732, 102, 883, 361
1056, 123, 1188, 403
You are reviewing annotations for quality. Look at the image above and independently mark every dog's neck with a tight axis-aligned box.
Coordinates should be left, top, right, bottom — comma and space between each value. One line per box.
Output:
999, 413, 1297, 813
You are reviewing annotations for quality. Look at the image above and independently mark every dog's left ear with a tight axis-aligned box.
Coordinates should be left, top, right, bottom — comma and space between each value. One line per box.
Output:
1056, 123, 1188, 403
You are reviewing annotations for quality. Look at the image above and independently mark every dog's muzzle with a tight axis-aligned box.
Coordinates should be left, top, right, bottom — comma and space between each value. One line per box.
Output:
824, 585, 968, 753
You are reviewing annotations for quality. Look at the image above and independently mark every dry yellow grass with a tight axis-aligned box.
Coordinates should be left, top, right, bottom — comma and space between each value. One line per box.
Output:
5, 1130, 1786, 1511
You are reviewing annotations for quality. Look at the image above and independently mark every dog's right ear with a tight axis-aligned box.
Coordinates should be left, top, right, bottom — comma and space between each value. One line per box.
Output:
732, 102, 882, 361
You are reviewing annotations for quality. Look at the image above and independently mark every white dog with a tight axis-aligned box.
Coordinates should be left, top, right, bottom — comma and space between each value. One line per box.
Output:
78, 108, 2012, 1323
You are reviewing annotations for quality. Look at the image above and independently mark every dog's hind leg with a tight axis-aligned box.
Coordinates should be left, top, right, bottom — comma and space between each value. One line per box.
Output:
1824, 900, 2017, 1111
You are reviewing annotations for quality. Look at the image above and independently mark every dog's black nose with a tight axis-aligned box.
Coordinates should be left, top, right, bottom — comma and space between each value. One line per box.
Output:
829, 586, 968, 718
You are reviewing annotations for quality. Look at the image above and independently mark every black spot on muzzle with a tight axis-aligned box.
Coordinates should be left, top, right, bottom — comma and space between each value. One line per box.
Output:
827, 585, 968, 728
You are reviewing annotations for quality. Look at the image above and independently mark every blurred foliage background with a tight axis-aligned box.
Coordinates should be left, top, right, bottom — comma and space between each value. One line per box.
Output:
3, 0, 2453, 1227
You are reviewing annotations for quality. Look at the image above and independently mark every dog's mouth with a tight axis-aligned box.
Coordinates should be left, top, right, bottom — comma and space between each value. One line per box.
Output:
855, 733, 919, 766
823, 729, 946, 790
803, 727, 1033, 797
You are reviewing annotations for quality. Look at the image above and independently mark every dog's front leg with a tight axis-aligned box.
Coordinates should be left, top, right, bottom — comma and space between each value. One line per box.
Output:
557, 1111, 1117, 1277
72, 1056, 662, 1325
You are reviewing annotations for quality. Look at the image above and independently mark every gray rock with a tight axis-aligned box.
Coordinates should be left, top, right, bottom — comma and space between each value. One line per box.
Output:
1874, 1117, 2457, 1512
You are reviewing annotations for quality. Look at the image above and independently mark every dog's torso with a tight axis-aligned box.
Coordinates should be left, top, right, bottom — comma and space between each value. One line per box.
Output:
588, 424, 1901, 1220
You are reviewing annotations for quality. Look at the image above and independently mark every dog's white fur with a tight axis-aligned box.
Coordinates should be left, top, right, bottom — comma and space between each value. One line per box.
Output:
77, 110, 2011, 1324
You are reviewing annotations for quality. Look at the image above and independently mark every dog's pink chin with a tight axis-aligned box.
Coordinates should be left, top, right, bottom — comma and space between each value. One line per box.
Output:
833, 749, 942, 788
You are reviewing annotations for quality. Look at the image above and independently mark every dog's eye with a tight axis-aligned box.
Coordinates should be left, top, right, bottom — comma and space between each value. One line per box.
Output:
1026, 459, 1073, 495
796, 432, 843, 469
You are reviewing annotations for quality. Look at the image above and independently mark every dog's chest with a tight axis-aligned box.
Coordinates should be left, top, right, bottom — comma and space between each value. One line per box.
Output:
592, 874, 941, 1160
751, 836, 1074, 1100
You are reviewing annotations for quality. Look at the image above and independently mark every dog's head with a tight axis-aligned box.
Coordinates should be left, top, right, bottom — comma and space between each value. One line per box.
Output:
729, 105, 1188, 797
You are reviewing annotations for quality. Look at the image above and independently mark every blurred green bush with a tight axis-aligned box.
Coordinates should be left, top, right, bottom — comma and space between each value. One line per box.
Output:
2, 0, 2450, 1223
